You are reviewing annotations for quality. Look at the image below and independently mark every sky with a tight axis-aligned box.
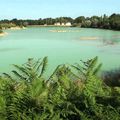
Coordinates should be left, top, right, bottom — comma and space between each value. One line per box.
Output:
0, 0, 119, 19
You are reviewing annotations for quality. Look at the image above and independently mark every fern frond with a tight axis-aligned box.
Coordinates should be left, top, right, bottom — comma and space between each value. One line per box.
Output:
93, 63, 102, 75
39, 57, 48, 78
48, 65, 61, 81
3, 73, 13, 80
13, 64, 29, 77
12, 71, 26, 80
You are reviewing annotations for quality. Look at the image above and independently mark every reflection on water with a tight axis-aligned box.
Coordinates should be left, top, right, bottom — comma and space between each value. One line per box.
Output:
101, 39, 117, 46
78, 35, 120, 46
112, 35, 120, 39
79, 35, 120, 42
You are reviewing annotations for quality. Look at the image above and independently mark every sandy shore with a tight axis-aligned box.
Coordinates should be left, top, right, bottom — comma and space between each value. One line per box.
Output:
0, 32, 8, 37
0, 26, 26, 37
10, 26, 26, 30
80, 37, 100, 40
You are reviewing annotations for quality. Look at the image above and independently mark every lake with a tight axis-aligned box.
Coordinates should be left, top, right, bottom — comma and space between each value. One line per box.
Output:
0, 27, 120, 76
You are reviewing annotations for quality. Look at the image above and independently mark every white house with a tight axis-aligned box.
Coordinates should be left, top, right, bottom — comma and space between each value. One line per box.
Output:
65, 22, 72, 26
54, 22, 61, 26
61, 23, 65, 26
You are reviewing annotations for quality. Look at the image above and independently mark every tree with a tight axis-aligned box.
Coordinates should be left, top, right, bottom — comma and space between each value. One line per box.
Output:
109, 13, 120, 30
90, 16, 100, 28
74, 16, 85, 23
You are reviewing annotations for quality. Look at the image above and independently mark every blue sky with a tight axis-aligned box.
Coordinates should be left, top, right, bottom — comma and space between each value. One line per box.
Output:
0, 0, 119, 19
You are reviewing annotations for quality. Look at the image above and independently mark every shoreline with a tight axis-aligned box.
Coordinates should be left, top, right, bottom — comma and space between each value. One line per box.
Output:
9, 26, 26, 30
2, 26, 26, 30
28, 25, 120, 31
0, 26, 26, 37
0, 32, 8, 37
28, 25, 71, 27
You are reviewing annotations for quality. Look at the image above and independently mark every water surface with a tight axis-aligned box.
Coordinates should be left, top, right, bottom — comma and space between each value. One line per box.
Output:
0, 27, 120, 75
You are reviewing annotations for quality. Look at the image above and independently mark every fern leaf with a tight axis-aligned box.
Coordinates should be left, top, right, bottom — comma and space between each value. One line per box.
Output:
12, 70, 26, 80
3, 73, 13, 80
39, 57, 48, 78
13, 64, 29, 77
93, 63, 102, 75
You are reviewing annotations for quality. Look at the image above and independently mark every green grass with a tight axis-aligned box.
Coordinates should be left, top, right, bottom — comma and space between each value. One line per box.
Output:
0, 57, 120, 120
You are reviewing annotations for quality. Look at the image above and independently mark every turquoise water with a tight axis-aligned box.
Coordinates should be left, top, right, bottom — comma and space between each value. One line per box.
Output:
0, 27, 120, 75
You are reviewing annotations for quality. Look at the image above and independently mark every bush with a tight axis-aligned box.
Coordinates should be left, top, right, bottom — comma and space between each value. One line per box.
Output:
102, 69, 120, 87
0, 57, 120, 120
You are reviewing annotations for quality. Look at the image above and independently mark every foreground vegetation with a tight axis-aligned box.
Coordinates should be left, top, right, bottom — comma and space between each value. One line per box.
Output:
0, 57, 120, 120
0, 13, 120, 30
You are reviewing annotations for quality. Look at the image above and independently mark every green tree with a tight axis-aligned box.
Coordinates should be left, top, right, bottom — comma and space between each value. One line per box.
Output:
109, 13, 120, 30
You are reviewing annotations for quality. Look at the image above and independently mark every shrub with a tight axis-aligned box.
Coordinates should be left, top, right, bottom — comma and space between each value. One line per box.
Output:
0, 57, 120, 120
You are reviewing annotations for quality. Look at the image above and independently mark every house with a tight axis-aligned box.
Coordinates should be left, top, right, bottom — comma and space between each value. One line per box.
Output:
54, 22, 61, 26
61, 23, 65, 26
65, 22, 72, 26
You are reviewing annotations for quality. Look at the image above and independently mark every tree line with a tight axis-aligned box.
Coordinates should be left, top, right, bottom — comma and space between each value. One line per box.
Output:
0, 13, 120, 30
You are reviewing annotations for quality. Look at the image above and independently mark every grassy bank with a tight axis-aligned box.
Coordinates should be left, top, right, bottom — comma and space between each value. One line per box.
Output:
0, 23, 16, 29
0, 23, 25, 30
0, 23, 25, 37
0, 57, 120, 120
